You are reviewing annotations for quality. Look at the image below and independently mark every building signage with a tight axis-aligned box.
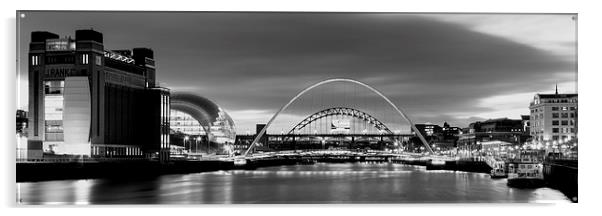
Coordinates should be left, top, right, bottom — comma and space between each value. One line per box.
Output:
44, 67, 79, 79
144, 57, 155, 68
46, 39, 76, 51
331, 119, 350, 133
104, 51, 135, 64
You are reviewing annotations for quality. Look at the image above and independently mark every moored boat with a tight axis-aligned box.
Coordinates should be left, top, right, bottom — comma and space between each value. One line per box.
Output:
506, 150, 545, 187
490, 161, 507, 178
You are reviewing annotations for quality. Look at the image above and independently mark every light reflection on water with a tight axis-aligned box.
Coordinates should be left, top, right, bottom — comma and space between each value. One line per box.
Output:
17, 163, 571, 204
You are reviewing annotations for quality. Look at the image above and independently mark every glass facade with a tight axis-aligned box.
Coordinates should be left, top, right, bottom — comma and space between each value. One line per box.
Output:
210, 107, 236, 145
170, 110, 206, 135
44, 81, 65, 148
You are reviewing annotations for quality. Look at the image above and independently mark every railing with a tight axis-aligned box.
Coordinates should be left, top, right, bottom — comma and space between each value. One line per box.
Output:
16, 157, 149, 163
484, 156, 505, 169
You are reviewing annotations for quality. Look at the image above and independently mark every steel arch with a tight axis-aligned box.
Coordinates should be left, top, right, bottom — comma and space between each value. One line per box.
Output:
243, 78, 434, 156
288, 107, 392, 135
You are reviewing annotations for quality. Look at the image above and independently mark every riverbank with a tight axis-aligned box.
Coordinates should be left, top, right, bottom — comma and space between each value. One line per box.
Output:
16, 157, 576, 202
16, 157, 489, 182
18, 162, 572, 204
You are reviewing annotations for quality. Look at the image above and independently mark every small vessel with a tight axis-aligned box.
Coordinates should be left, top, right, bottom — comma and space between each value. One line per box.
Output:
506, 150, 545, 187
234, 158, 247, 166
490, 161, 507, 178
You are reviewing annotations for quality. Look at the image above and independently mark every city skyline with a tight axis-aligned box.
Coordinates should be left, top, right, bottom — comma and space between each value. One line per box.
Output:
14, 10, 580, 205
17, 12, 577, 133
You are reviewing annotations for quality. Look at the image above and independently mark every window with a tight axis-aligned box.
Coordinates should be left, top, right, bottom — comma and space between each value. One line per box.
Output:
561, 107, 568, 111
552, 113, 559, 118
552, 107, 559, 111
553, 136, 559, 141
552, 120, 559, 126
561, 113, 569, 118
570, 128, 575, 133
561, 120, 568, 126
31, 55, 39, 66
44, 81, 64, 95
82, 54, 89, 64
95, 55, 102, 65
570, 107, 576, 111
570, 113, 575, 118
570, 120, 575, 126
552, 128, 559, 133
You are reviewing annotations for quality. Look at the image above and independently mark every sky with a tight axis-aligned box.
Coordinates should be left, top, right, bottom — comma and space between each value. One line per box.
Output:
17, 12, 577, 134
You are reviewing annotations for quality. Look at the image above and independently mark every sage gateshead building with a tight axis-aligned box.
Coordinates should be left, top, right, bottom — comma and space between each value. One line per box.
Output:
27, 29, 170, 162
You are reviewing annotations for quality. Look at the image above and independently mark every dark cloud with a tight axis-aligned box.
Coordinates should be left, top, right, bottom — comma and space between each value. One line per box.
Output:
18, 12, 576, 131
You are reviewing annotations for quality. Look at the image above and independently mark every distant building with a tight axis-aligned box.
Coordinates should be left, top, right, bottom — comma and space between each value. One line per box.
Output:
457, 118, 529, 155
529, 88, 577, 143
232, 124, 270, 154
27, 29, 170, 161
521, 115, 531, 135
256, 124, 268, 146
412, 123, 442, 137
410, 122, 460, 152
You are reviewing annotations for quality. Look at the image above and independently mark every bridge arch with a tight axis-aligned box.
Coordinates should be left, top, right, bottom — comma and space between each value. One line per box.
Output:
243, 78, 434, 156
287, 107, 393, 135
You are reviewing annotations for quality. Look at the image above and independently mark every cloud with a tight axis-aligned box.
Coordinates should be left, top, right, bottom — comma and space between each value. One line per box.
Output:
17, 12, 577, 132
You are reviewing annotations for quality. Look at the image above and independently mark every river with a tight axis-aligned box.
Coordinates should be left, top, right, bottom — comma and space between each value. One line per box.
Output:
17, 162, 571, 204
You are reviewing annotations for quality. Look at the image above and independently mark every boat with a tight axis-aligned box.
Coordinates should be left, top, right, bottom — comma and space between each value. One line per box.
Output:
234, 158, 247, 166
490, 160, 507, 178
506, 150, 545, 187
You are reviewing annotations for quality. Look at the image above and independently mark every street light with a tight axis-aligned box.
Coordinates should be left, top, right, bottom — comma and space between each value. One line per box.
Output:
184, 136, 189, 153
196, 136, 202, 154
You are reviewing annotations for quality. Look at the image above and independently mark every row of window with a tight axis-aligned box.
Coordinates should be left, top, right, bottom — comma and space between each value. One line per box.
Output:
31, 54, 103, 66
552, 127, 575, 134
533, 135, 573, 142
552, 106, 576, 111
552, 135, 571, 141
531, 106, 577, 113
92, 146, 142, 156
552, 112, 576, 118
541, 99, 578, 103
552, 120, 575, 126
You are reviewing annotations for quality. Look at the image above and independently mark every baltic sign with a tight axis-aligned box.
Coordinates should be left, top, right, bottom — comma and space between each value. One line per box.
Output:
44, 67, 80, 79
46, 39, 76, 51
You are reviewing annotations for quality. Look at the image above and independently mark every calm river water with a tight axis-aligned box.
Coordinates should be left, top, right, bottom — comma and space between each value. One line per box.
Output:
17, 163, 570, 204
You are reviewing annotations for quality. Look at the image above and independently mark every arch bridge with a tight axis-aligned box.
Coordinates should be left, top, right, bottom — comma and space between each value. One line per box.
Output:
242, 78, 434, 156
288, 107, 393, 135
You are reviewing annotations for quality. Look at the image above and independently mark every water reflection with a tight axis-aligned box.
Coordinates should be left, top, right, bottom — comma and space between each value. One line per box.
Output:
17, 163, 571, 204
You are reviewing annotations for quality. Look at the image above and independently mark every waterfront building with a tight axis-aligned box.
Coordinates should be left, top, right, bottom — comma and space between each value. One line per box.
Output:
169, 93, 236, 155
27, 29, 170, 161
412, 123, 442, 137
521, 115, 531, 135
409, 122, 461, 152
528, 87, 578, 143
457, 118, 529, 156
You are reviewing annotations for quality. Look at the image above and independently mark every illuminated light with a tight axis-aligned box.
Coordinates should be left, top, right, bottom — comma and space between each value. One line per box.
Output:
104, 50, 135, 64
